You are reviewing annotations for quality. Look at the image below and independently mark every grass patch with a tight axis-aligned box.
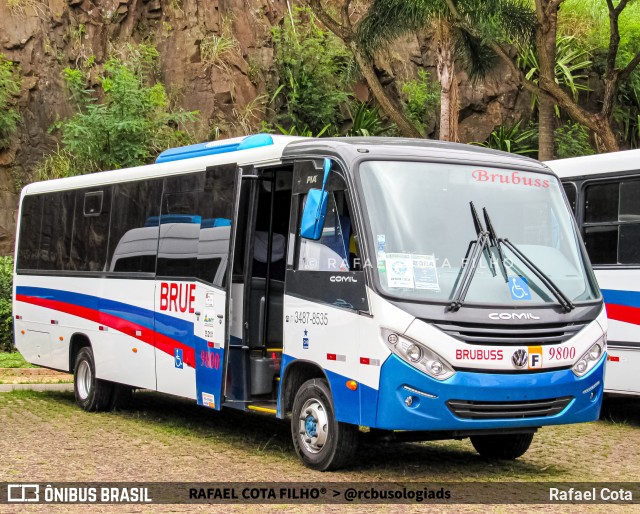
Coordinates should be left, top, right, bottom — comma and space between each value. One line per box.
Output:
0, 352, 34, 368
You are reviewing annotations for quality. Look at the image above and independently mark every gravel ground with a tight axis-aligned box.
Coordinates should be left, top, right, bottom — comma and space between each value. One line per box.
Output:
1, 390, 639, 514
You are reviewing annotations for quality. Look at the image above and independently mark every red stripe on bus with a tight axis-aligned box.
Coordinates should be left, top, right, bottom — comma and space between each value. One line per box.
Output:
605, 303, 640, 326
15, 294, 195, 368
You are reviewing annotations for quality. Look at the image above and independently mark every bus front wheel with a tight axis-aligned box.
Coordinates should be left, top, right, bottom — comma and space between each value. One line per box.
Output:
470, 432, 534, 460
291, 378, 358, 471
74, 347, 113, 412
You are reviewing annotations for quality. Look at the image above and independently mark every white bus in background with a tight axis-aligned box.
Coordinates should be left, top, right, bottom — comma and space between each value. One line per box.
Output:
13, 134, 607, 470
547, 149, 640, 397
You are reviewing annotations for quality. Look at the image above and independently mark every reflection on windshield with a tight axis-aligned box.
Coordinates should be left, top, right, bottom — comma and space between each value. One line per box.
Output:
358, 161, 599, 306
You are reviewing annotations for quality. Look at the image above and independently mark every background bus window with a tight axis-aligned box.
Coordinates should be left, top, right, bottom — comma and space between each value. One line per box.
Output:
562, 182, 577, 215
297, 190, 354, 272
107, 179, 163, 273
583, 179, 640, 264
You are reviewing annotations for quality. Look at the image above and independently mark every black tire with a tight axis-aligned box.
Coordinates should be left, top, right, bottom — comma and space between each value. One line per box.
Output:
291, 378, 358, 471
470, 432, 534, 460
109, 384, 133, 411
73, 347, 113, 412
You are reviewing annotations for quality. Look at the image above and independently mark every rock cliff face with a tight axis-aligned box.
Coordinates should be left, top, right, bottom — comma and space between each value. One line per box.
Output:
0, 0, 529, 255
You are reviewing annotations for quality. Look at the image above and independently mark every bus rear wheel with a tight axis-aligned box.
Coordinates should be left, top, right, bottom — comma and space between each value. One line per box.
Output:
74, 347, 113, 412
470, 432, 534, 460
291, 378, 358, 471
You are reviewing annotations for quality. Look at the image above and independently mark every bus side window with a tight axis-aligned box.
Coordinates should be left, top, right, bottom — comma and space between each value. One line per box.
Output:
583, 179, 640, 265
296, 190, 355, 272
107, 180, 163, 274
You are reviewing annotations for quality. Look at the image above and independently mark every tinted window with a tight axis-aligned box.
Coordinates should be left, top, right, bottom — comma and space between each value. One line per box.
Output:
107, 179, 163, 273
70, 188, 112, 271
585, 182, 618, 223
39, 191, 75, 271
582, 179, 640, 265
562, 182, 577, 215
17, 195, 43, 270
158, 167, 236, 285
620, 181, 640, 221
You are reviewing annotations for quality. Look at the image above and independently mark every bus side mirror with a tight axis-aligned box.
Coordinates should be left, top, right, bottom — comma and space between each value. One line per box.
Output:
300, 158, 331, 240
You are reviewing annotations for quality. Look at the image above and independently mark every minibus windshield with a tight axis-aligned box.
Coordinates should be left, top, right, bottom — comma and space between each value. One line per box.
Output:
358, 160, 600, 306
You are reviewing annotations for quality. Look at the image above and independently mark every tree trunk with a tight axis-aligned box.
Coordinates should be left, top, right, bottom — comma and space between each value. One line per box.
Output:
536, 0, 558, 160
435, 20, 458, 142
349, 42, 423, 138
537, 93, 555, 160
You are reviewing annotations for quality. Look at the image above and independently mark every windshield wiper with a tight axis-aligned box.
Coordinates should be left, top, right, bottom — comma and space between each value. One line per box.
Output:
483, 207, 508, 283
483, 208, 575, 313
448, 202, 491, 312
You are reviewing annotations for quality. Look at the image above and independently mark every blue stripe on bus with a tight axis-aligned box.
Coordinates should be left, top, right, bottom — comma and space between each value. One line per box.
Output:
601, 289, 640, 309
16, 285, 195, 348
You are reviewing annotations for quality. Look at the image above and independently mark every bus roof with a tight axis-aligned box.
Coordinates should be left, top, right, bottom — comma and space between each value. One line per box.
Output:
282, 137, 550, 174
22, 135, 552, 196
22, 135, 303, 196
545, 149, 640, 178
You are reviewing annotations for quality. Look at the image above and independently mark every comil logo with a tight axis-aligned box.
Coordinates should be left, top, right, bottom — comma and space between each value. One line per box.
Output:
330, 276, 358, 283
489, 312, 541, 321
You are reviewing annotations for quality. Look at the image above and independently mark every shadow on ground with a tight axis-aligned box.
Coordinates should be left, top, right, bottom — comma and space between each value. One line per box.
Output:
32, 390, 566, 479
600, 396, 640, 428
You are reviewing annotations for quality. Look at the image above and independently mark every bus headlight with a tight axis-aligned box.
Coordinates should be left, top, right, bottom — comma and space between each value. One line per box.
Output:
382, 329, 455, 381
572, 336, 606, 377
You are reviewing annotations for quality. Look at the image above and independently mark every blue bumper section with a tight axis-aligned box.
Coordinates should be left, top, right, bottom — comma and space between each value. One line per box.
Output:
375, 354, 605, 431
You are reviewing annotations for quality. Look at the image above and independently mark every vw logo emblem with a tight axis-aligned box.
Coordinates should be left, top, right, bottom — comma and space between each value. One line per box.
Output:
512, 349, 528, 368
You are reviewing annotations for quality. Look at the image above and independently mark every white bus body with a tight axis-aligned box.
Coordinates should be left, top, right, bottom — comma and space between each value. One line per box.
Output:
14, 135, 607, 470
547, 150, 640, 396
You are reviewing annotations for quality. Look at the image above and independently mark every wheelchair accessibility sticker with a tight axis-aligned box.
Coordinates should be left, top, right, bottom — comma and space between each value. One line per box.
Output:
174, 348, 183, 369
509, 276, 531, 300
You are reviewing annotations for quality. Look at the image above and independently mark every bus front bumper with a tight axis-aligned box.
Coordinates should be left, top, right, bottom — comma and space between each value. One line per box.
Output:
375, 354, 605, 431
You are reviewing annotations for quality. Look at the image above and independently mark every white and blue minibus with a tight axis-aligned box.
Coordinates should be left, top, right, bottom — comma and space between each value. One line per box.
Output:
547, 149, 640, 397
14, 134, 606, 470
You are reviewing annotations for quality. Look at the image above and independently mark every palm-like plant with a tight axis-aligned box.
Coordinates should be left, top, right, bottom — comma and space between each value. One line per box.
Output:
473, 120, 538, 155
357, 0, 535, 142
518, 35, 593, 115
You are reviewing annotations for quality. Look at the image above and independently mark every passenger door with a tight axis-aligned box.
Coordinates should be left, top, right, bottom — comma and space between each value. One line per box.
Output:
154, 165, 240, 409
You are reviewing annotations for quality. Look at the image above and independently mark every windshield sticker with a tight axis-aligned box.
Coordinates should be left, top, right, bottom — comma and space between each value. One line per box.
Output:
412, 254, 440, 291
472, 169, 550, 189
386, 253, 415, 288
509, 276, 532, 300
377, 234, 386, 254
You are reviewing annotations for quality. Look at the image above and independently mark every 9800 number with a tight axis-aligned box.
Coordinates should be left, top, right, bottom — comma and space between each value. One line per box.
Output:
549, 346, 576, 360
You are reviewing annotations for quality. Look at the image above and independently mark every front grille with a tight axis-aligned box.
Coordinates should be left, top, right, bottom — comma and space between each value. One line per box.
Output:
428, 320, 587, 345
447, 397, 573, 419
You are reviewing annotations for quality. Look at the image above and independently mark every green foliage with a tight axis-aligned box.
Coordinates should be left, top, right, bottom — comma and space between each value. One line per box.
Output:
400, 69, 440, 135
34, 147, 79, 182
358, 0, 535, 64
473, 119, 538, 156
271, 6, 353, 134
0, 352, 34, 367
275, 124, 331, 137
47, 44, 197, 177
614, 77, 640, 149
346, 102, 396, 137
518, 35, 593, 115
0, 54, 21, 149
554, 121, 595, 158
200, 34, 238, 68
0, 257, 14, 352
